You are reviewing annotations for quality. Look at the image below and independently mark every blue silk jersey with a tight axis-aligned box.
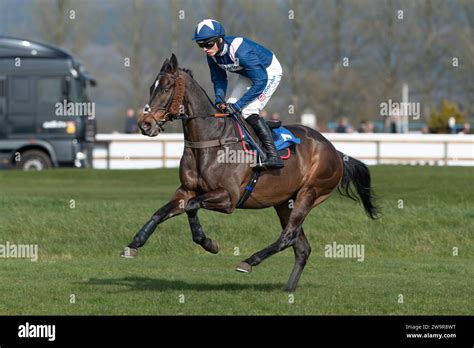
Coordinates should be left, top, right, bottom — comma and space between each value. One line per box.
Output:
206, 36, 276, 109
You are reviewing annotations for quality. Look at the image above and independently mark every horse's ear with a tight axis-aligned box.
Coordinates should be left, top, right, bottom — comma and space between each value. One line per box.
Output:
160, 58, 170, 72
169, 53, 178, 73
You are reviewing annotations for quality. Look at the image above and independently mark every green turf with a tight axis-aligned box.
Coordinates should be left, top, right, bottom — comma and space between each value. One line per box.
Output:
0, 166, 473, 315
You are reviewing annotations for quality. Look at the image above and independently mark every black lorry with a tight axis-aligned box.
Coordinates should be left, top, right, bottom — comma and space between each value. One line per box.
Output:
0, 37, 96, 170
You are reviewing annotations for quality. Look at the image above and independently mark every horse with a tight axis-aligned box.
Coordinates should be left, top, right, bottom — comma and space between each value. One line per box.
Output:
121, 53, 379, 292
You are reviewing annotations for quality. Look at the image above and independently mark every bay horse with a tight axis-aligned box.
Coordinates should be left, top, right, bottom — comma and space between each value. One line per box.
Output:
121, 54, 379, 292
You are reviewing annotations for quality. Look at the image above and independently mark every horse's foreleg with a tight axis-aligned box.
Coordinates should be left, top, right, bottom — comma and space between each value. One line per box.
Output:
121, 187, 194, 257
185, 188, 233, 254
187, 211, 219, 254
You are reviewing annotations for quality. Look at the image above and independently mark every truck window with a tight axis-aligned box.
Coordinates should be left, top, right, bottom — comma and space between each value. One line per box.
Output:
12, 77, 29, 102
8, 76, 35, 134
0, 76, 5, 137
0, 77, 5, 97
0, 76, 5, 115
37, 77, 64, 132
38, 78, 62, 104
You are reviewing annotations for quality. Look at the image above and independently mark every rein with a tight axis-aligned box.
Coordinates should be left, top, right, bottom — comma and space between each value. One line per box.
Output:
181, 113, 241, 149
145, 72, 240, 149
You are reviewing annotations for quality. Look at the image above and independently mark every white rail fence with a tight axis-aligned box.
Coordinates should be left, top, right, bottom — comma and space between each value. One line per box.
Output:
93, 133, 474, 169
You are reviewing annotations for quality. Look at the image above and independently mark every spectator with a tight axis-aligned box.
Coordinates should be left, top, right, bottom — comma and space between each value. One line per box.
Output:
260, 110, 269, 119
335, 117, 352, 133
270, 112, 280, 121
358, 120, 367, 133
124, 108, 138, 134
458, 122, 471, 134
385, 105, 400, 133
365, 121, 375, 133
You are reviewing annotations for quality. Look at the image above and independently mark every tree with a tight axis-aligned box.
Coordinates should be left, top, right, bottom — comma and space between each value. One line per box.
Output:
112, 0, 165, 112
33, 0, 100, 55
428, 100, 466, 133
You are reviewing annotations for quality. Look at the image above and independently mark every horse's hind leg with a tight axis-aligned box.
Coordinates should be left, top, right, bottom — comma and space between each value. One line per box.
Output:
286, 229, 311, 292
236, 189, 316, 283
274, 203, 312, 292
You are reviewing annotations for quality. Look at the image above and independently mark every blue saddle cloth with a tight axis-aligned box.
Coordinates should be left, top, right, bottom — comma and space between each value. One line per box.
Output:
237, 119, 300, 151
232, 115, 301, 153
270, 126, 301, 150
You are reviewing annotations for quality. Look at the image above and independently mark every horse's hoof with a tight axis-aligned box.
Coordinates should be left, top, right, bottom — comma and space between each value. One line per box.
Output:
121, 247, 138, 258
235, 261, 252, 273
203, 239, 219, 254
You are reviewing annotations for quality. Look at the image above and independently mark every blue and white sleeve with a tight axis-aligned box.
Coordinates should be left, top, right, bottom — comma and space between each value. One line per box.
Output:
234, 49, 268, 109
207, 56, 227, 104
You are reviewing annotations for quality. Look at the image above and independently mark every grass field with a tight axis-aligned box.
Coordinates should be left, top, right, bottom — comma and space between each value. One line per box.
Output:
0, 166, 472, 315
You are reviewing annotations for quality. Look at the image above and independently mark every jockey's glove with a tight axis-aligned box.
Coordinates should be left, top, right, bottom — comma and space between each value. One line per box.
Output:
214, 95, 225, 107
226, 103, 241, 115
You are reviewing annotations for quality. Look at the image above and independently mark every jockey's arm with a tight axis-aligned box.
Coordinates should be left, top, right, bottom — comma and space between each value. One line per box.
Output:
233, 49, 268, 110
207, 55, 227, 105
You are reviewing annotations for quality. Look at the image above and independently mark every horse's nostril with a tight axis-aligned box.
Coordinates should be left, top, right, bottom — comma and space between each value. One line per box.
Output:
142, 122, 151, 131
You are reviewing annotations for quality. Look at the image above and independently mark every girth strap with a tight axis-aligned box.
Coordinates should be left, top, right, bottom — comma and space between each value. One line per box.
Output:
236, 168, 261, 208
185, 137, 240, 149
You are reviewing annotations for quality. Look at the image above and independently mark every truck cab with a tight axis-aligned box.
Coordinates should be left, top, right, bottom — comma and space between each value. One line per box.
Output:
0, 37, 96, 170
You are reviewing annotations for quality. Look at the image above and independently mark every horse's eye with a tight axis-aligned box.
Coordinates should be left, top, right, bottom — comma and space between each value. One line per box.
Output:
164, 88, 169, 93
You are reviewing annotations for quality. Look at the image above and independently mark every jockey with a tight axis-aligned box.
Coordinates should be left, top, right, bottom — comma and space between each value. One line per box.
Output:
192, 19, 284, 170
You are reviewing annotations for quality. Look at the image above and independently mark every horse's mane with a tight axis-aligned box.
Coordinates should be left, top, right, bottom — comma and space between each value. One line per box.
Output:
179, 67, 220, 112
181, 68, 194, 78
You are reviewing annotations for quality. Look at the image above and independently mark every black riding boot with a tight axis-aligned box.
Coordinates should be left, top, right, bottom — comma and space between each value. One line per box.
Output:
246, 114, 284, 170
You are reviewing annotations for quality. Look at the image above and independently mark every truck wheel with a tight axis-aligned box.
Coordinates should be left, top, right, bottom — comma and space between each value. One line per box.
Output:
17, 150, 53, 171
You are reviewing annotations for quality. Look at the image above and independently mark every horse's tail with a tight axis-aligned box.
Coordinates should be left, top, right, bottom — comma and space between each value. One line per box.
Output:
337, 151, 380, 219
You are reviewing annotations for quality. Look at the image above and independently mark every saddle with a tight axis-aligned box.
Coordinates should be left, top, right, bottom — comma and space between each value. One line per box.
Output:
231, 115, 300, 160
266, 120, 282, 129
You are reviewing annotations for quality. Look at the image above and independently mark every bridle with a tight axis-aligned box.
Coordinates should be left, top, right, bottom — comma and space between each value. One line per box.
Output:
143, 73, 186, 131
142, 71, 241, 149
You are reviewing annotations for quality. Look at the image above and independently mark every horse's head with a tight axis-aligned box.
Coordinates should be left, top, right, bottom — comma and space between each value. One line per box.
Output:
139, 54, 185, 137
